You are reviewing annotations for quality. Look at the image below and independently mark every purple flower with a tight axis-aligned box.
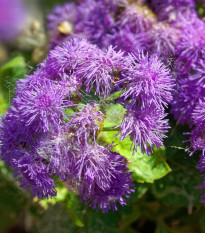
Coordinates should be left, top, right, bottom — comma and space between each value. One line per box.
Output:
117, 3, 157, 34
192, 101, 205, 125
15, 67, 47, 94
80, 46, 127, 98
184, 123, 205, 156
45, 37, 97, 79
119, 51, 174, 108
67, 104, 105, 144
106, 27, 149, 54
47, 2, 77, 33
35, 127, 77, 181
12, 152, 57, 199
76, 0, 116, 48
147, 23, 181, 55
47, 2, 77, 49
15, 80, 72, 133
189, 59, 205, 87
78, 147, 134, 212
152, 0, 196, 23
76, 143, 116, 193
0, 102, 39, 165
175, 21, 205, 74
197, 154, 205, 173
171, 76, 205, 126
0, 0, 27, 41
118, 104, 169, 155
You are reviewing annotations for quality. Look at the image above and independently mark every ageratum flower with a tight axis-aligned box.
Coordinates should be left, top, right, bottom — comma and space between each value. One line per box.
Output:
197, 154, 205, 173
67, 104, 105, 144
15, 68, 47, 94
118, 104, 169, 155
106, 27, 149, 54
47, 2, 77, 33
47, 2, 77, 48
36, 127, 77, 181
119, 51, 174, 108
0, 0, 27, 41
15, 80, 72, 133
76, 0, 116, 48
80, 46, 127, 98
1, 36, 138, 211
184, 123, 205, 156
190, 59, 205, 87
45, 37, 97, 79
175, 21, 205, 74
12, 151, 57, 199
147, 22, 181, 55
35, 104, 105, 179
152, 0, 196, 23
79, 148, 134, 212
192, 101, 205, 125
117, 3, 157, 34
0, 107, 37, 165
171, 76, 205, 126
76, 143, 116, 194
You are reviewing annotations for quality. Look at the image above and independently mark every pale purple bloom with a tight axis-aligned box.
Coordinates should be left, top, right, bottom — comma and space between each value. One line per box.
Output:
76, 143, 116, 194
79, 147, 134, 212
47, 2, 77, 32
184, 123, 205, 156
106, 27, 149, 54
152, 0, 196, 23
171, 76, 205, 126
117, 3, 156, 34
76, 0, 116, 48
193, 101, 205, 125
147, 23, 181, 55
118, 104, 169, 155
15, 80, 72, 133
67, 104, 105, 144
80, 46, 127, 98
36, 127, 77, 181
45, 37, 97, 79
12, 152, 56, 199
175, 21, 205, 74
119, 51, 174, 108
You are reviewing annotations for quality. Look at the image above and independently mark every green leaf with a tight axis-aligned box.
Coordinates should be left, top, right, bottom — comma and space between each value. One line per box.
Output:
98, 126, 171, 183
151, 151, 203, 208
0, 56, 26, 107
101, 103, 126, 126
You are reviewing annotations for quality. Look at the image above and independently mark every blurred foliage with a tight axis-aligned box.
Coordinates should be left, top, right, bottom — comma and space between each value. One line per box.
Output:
0, 56, 26, 114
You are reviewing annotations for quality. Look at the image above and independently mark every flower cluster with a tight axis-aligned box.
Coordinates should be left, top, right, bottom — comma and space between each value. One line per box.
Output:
45, 0, 205, 208
9, 0, 205, 211
0, 29, 173, 210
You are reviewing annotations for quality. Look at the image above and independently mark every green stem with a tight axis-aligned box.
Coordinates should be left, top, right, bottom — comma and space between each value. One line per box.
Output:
101, 127, 120, 132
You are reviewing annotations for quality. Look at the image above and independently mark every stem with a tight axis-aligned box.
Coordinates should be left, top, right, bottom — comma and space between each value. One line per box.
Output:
101, 127, 120, 132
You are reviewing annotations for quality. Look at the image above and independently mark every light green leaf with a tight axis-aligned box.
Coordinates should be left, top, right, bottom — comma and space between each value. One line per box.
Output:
0, 56, 26, 108
98, 125, 171, 183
